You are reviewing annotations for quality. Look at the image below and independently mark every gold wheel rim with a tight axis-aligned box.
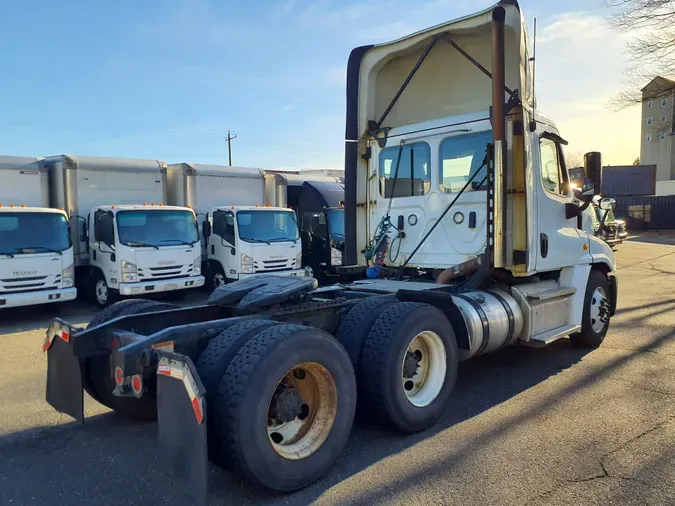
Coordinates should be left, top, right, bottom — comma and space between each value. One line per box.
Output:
267, 361, 337, 460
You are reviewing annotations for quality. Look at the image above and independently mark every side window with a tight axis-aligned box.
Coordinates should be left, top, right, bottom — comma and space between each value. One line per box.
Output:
439, 130, 492, 193
94, 211, 114, 246
539, 137, 568, 196
303, 212, 327, 237
213, 211, 235, 244
378, 142, 431, 198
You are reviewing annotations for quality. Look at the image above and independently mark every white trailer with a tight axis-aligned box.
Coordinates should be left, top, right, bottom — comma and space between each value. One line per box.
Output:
46, 155, 204, 307
0, 156, 76, 309
166, 163, 304, 290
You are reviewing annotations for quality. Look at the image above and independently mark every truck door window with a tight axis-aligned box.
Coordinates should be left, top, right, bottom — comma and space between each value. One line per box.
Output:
439, 130, 492, 193
379, 142, 431, 198
94, 211, 114, 247
539, 137, 566, 196
214, 211, 235, 245
303, 212, 327, 237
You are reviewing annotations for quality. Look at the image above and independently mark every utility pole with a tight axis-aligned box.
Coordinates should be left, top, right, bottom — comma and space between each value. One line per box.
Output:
226, 130, 237, 166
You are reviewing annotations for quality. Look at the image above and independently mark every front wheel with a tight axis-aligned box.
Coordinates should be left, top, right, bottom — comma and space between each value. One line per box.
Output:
570, 270, 612, 349
90, 272, 118, 308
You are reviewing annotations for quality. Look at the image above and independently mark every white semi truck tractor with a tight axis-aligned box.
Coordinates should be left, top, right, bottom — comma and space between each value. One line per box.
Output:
45, 155, 204, 307
166, 163, 304, 290
43, 2, 617, 501
0, 156, 76, 309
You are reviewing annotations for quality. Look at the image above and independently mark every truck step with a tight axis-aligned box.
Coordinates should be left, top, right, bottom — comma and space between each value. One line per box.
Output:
529, 324, 581, 345
526, 287, 576, 301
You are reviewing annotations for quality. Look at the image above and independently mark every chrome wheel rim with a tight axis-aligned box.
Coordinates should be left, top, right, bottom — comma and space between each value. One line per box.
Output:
304, 265, 314, 278
267, 362, 337, 460
590, 287, 610, 333
213, 273, 226, 288
401, 331, 447, 407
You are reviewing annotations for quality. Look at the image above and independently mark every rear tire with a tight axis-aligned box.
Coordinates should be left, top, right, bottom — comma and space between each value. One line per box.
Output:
335, 295, 397, 369
215, 324, 356, 492
85, 299, 178, 420
570, 270, 612, 349
195, 318, 282, 465
358, 302, 459, 433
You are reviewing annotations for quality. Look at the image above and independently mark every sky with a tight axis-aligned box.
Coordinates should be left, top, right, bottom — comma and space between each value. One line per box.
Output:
1, 0, 641, 169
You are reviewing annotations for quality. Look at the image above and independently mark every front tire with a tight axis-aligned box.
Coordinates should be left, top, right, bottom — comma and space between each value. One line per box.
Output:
90, 271, 118, 308
214, 324, 356, 492
570, 270, 612, 349
358, 302, 459, 433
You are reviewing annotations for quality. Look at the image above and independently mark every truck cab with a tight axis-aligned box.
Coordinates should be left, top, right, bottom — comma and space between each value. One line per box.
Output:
286, 178, 345, 282
203, 205, 303, 287
85, 204, 204, 306
0, 156, 76, 309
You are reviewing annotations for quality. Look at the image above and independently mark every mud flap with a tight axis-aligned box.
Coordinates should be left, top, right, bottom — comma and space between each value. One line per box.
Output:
45, 335, 84, 424
156, 352, 208, 506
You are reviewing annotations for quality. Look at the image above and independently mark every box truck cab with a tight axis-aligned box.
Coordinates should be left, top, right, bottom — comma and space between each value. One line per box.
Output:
46, 155, 204, 307
0, 156, 76, 309
165, 163, 304, 290
285, 176, 346, 282
202, 205, 303, 287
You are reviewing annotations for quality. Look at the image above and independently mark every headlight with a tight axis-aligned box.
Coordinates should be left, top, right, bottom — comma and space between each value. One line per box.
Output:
121, 260, 138, 283
330, 247, 343, 266
296, 250, 302, 267
193, 258, 202, 276
241, 254, 254, 274
62, 263, 74, 288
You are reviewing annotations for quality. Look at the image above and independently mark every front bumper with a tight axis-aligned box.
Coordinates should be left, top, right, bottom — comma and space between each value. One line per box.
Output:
119, 276, 205, 296
238, 269, 305, 280
0, 287, 77, 309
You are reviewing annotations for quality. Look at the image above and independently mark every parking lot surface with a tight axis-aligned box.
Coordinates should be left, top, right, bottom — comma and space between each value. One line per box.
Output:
1, 234, 674, 505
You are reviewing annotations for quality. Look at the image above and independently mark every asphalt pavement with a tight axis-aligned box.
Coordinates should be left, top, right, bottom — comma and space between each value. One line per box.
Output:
0, 234, 673, 505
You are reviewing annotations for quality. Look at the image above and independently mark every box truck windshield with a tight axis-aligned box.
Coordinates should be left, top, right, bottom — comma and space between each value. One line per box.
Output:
237, 210, 299, 243
116, 210, 199, 247
0, 212, 71, 255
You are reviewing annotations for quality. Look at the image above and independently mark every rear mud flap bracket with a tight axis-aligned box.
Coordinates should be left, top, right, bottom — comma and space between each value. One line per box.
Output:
156, 351, 208, 506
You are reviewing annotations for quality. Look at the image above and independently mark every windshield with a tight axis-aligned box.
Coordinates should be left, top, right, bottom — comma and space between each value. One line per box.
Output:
236, 210, 299, 243
0, 212, 71, 254
116, 210, 199, 247
327, 209, 345, 239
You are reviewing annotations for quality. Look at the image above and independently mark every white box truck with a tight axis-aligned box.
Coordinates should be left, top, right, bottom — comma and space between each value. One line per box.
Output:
166, 163, 304, 290
0, 156, 76, 309
46, 155, 204, 307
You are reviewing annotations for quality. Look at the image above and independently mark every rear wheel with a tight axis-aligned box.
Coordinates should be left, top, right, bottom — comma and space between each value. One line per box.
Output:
85, 299, 178, 420
195, 319, 282, 465
358, 302, 458, 433
335, 295, 397, 369
570, 270, 612, 349
214, 324, 356, 491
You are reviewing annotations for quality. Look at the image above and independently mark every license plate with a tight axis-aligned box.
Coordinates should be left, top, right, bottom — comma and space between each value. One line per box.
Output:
167, 283, 178, 290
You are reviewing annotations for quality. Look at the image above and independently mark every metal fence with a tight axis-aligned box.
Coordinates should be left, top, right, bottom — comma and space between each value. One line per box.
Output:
615, 195, 675, 230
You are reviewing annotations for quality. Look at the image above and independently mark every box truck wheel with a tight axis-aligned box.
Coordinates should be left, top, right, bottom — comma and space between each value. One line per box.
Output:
209, 263, 227, 291
570, 270, 612, 349
214, 324, 356, 492
89, 271, 118, 308
84, 300, 178, 420
195, 318, 282, 466
335, 295, 397, 369
358, 302, 459, 433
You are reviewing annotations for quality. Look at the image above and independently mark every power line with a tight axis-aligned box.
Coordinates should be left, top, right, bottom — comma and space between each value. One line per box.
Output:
226, 130, 237, 165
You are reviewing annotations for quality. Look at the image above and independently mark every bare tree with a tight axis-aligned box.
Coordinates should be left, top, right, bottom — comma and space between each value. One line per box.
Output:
605, 0, 675, 110
564, 151, 585, 169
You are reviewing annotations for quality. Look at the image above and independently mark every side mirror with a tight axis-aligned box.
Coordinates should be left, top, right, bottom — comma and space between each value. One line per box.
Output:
599, 197, 616, 211
584, 151, 602, 196
202, 220, 211, 238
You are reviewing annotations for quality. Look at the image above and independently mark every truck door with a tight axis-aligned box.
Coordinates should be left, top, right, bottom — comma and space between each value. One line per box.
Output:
534, 131, 590, 271
91, 210, 117, 283
210, 210, 238, 280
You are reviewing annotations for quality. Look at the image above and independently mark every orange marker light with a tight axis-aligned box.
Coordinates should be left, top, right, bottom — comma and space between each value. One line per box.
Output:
583, 244, 589, 251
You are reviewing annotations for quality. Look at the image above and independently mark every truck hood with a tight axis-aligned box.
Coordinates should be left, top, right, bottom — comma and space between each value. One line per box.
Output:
0, 251, 72, 293
127, 245, 199, 281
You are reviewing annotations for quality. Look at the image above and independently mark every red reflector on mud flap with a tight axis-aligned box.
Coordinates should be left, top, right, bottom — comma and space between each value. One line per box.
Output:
60, 330, 70, 343
191, 397, 204, 424
131, 375, 143, 395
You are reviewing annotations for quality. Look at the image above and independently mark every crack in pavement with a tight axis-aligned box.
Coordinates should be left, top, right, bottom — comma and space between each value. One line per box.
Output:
522, 415, 675, 505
